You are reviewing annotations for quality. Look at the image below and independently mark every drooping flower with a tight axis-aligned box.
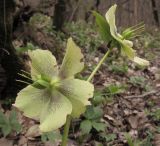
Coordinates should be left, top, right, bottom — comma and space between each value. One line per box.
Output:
14, 38, 94, 132
93, 4, 149, 66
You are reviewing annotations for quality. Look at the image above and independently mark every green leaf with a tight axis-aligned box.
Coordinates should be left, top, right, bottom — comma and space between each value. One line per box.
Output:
93, 11, 112, 42
109, 64, 128, 74
105, 84, 125, 95
16, 43, 36, 53
41, 130, 61, 143
41, 133, 47, 142
59, 38, 84, 79
0, 111, 21, 136
100, 133, 116, 142
84, 106, 103, 120
92, 121, 106, 132
141, 138, 153, 146
129, 76, 146, 87
2, 124, 11, 137
0, 111, 11, 136
80, 120, 92, 134
9, 110, 21, 132
125, 133, 135, 146
92, 91, 105, 105
0, 111, 8, 127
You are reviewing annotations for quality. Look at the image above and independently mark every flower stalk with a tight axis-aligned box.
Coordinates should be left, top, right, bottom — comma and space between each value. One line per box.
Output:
87, 49, 111, 82
61, 115, 72, 146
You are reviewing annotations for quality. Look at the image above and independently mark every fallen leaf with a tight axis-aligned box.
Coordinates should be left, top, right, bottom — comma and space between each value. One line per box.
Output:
153, 134, 160, 146
0, 138, 13, 146
25, 124, 41, 138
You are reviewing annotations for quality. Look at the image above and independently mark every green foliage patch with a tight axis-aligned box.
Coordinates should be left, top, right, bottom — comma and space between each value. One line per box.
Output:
80, 106, 106, 134
0, 110, 21, 136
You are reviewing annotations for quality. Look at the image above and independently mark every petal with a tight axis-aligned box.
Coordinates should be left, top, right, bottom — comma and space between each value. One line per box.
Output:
28, 49, 58, 80
68, 97, 86, 118
59, 38, 84, 79
133, 56, 150, 66
56, 79, 94, 106
120, 42, 135, 59
14, 85, 48, 119
39, 91, 72, 132
105, 4, 119, 41
123, 40, 133, 48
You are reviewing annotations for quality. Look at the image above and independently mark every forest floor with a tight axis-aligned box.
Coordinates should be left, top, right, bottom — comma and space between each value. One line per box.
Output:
0, 15, 160, 146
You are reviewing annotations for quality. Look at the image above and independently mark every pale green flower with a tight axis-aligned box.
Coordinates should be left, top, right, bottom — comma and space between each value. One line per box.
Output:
14, 38, 94, 132
93, 4, 149, 66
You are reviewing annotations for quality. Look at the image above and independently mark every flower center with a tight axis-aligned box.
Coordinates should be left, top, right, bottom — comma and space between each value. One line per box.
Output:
50, 77, 60, 88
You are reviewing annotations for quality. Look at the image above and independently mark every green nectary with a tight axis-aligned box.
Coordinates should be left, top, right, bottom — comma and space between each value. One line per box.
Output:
14, 38, 94, 132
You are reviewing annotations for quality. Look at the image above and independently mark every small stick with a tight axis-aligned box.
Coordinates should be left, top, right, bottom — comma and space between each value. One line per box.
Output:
124, 90, 159, 99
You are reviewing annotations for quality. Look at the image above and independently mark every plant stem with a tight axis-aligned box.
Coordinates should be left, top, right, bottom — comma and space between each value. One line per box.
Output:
87, 49, 111, 82
61, 48, 111, 146
61, 115, 72, 146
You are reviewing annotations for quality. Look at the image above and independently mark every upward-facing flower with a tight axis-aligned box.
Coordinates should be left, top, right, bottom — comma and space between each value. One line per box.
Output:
93, 4, 149, 66
14, 38, 94, 132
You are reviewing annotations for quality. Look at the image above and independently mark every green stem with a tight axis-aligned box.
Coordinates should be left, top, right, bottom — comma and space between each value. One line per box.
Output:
61, 115, 72, 146
87, 49, 111, 82
61, 48, 111, 146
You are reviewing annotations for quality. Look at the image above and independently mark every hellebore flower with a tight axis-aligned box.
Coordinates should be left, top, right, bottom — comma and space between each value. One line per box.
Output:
93, 4, 149, 66
14, 38, 94, 132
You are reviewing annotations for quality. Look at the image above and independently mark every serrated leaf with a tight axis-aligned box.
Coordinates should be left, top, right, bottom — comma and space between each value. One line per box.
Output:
84, 106, 103, 120
92, 121, 106, 132
41, 134, 47, 142
92, 91, 104, 105
47, 131, 61, 142
41, 130, 61, 143
125, 133, 135, 146
9, 110, 21, 132
80, 120, 92, 134
84, 106, 94, 119
12, 123, 21, 133
100, 133, 116, 142
2, 124, 11, 137
0, 111, 8, 127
